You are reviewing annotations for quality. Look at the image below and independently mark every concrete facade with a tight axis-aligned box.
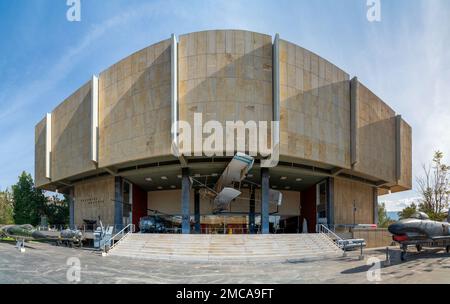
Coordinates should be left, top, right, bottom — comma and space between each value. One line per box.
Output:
34, 30, 412, 231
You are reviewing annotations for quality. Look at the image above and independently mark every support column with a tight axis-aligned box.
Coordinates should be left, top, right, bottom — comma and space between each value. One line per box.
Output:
181, 167, 191, 234
249, 186, 256, 234
114, 176, 123, 232
69, 188, 75, 229
327, 177, 334, 227
373, 187, 379, 225
194, 188, 200, 234
261, 168, 270, 234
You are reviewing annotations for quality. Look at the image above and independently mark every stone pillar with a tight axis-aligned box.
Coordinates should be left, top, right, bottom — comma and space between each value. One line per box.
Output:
69, 188, 75, 229
373, 187, 379, 225
249, 186, 256, 234
114, 176, 123, 232
181, 167, 191, 234
194, 188, 200, 234
261, 168, 270, 234
327, 177, 334, 227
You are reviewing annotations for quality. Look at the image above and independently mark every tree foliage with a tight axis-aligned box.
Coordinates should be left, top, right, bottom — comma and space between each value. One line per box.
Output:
398, 203, 417, 220
399, 151, 450, 222
12, 172, 47, 225
46, 195, 70, 226
378, 203, 394, 228
0, 189, 14, 224
416, 151, 450, 221
10, 171, 69, 227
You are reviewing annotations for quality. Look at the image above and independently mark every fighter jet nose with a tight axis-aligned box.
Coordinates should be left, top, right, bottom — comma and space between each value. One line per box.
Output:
388, 223, 403, 235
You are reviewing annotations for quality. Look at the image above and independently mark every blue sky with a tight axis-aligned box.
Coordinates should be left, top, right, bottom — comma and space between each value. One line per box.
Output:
0, 0, 449, 211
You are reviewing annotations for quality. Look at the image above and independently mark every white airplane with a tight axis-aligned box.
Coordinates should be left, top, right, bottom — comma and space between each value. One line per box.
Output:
197, 152, 283, 212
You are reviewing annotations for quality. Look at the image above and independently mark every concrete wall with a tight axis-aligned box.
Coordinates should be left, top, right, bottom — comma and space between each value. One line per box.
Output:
34, 30, 412, 196
333, 178, 375, 225
353, 83, 396, 183
178, 30, 273, 155
98, 39, 172, 167
279, 39, 351, 168
353, 228, 393, 248
51, 81, 96, 182
35, 118, 48, 188
73, 176, 115, 227
397, 119, 412, 190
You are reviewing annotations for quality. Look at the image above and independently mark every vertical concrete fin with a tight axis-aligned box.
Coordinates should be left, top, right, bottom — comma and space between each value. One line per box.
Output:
395, 115, 402, 182
261, 33, 280, 168
45, 113, 52, 180
373, 187, 379, 225
91, 75, 99, 164
171, 34, 179, 157
350, 77, 359, 167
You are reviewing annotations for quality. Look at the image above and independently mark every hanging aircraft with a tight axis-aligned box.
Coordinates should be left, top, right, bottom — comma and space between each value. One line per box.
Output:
193, 152, 283, 213
388, 211, 450, 261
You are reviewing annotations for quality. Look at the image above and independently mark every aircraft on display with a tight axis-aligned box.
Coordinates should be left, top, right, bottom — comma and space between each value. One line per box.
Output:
0, 224, 84, 249
193, 152, 283, 213
388, 211, 450, 261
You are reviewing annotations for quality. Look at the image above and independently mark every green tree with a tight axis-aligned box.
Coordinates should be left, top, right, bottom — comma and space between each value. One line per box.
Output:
0, 189, 14, 224
398, 203, 417, 220
46, 195, 70, 226
378, 203, 394, 228
11, 172, 47, 226
416, 151, 450, 221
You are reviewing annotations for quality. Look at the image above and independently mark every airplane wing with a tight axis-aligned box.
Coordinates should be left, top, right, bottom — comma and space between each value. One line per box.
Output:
214, 187, 242, 206
206, 153, 254, 210
215, 153, 254, 192
431, 236, 450, 241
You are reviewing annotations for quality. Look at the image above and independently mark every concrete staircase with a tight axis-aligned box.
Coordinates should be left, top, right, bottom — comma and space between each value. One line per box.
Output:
107, 234, 342, 263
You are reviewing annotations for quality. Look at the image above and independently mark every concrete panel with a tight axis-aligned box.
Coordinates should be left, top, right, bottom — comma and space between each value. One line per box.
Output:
353, 82, 396, 183
178, 30, 273, 156
393, 119, 412, 191
73, 176, 115, 227
98, 39, 172, 167
333, 178, 375, 225
35, 118, 49, 188
51, 81, 97, 182
279, 39, 351, 169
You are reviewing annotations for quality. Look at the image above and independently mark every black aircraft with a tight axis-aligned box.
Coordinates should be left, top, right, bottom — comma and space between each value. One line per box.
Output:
388, 212, 450, 261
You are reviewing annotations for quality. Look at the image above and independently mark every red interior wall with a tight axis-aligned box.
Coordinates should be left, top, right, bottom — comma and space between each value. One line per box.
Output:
300, 185, 317, 233
132, 184, 147, 231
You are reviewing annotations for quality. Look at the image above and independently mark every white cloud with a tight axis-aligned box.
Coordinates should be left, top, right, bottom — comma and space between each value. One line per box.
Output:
379, 196, 420, 212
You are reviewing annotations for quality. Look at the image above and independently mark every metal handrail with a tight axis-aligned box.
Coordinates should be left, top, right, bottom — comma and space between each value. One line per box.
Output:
102, 224, 135, 253
319, 224, 343, 241
318, 224, 345, 251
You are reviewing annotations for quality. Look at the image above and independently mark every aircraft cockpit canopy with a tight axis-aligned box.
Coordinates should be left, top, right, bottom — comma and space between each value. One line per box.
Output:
410, 212, 430, 220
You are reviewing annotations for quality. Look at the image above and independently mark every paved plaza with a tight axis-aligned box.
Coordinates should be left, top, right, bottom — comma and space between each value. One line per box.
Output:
0, 241, 449, 284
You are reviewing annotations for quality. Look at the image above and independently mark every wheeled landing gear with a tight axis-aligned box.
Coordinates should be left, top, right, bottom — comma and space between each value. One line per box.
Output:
400, 244, 408, 261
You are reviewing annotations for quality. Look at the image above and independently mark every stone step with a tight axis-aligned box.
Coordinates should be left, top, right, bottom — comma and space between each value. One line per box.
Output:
108, 233, 341, 262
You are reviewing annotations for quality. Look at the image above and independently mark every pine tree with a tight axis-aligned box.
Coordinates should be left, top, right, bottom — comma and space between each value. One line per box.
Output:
11, 172, 47, 226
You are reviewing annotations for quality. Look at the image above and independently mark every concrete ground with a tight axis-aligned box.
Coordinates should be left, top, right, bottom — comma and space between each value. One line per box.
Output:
0, 241, 450, 284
